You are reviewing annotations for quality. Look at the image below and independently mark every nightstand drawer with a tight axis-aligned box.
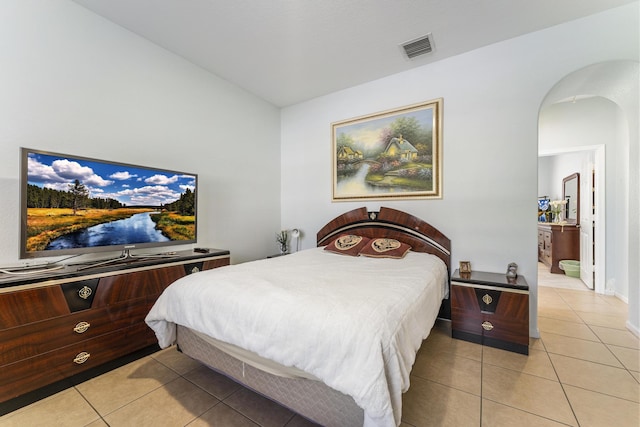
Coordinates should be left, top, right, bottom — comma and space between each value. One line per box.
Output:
452, 309, 528, 345
483, 317, 529, 345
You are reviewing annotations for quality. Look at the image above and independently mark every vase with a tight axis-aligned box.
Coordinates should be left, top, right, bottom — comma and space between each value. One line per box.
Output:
553, 212, 562, 223
279, 242, 288, 255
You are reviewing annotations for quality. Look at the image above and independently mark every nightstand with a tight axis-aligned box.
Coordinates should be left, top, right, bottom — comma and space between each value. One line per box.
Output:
451, 269, 529, 354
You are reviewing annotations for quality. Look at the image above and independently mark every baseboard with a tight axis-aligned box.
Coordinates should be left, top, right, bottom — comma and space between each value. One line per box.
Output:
626, 320, 640, 338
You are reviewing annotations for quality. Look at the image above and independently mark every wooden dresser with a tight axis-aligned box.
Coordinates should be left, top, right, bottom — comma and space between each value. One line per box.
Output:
0, 249, 229, 412
537, 224, 580, 273
451, 269, 529, 354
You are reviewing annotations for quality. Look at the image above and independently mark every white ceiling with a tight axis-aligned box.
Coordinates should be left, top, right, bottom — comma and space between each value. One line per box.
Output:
72, 0, 636, 107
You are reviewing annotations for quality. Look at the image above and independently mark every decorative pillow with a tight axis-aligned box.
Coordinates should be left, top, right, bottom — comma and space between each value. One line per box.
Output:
324, 235, 370, 256
359, 238, 411, 259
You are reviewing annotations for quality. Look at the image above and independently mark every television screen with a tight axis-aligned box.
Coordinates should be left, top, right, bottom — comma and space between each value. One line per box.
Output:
20, 148, 197, 259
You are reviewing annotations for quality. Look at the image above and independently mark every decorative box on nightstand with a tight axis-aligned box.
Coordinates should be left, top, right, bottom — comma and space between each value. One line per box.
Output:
451, 269, 529, 355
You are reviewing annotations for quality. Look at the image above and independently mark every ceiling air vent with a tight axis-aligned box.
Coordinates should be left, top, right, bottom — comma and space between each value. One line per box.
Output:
401, 33, 434, 59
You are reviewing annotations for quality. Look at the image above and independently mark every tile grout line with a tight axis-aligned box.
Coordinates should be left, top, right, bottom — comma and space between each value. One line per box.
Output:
152, 352, 237, 426
549, 287, 639, 385
583, 322, 639, 381
480, 333, 580, 426
73, 385, 110, 427
479, 344, 483, 427
541, 285, 640, 423
84, 374, 182, 423
479, 396, 579, 427
176, 371, 255, 426
541, 289, 583, 426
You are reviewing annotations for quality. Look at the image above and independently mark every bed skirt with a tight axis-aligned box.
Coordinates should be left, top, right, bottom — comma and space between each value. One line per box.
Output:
176, 325, 364, 427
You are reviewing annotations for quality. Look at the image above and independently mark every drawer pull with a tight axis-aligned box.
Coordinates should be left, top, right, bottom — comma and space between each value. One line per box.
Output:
73, 352, 91, 364
482, 294, 493, 305
73, 321, 91, 334
78, 286, 93, 300
482, 321, 494, 331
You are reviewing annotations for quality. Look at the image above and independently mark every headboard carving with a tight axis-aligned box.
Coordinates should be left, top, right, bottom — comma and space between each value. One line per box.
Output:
317, 207, 451, 275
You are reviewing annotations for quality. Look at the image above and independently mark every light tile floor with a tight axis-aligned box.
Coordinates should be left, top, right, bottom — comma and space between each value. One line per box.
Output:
1, 267, 638, 427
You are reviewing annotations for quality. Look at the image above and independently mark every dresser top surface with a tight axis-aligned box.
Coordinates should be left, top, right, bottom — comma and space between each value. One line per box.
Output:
0, 249, 229, 289
537, 223, 579, 229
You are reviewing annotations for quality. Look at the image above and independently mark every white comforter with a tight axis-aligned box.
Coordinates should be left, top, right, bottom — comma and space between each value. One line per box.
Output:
146, 247, 447, 427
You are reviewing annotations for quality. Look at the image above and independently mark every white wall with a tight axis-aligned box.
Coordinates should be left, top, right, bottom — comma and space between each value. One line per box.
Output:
538, 152, 588, 202
0, 0, 282, 265
281, 3, 640, 337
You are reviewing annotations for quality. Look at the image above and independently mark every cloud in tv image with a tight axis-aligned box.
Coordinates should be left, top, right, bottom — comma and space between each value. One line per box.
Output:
24, 151, 196, 253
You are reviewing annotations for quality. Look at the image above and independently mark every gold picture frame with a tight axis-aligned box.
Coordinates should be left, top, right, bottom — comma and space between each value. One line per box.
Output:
459, 261, 471, 274
332, 98, 443, 201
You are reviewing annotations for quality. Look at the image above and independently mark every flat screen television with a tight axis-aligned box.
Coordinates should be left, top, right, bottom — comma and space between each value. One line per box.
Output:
20, 148, 197, 261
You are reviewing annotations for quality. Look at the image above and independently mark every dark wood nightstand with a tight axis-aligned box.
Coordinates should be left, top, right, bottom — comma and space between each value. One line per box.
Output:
451, 269, 529, 354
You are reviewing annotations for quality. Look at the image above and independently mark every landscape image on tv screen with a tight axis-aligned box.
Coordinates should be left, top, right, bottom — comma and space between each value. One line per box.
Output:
21, 148, 197, 257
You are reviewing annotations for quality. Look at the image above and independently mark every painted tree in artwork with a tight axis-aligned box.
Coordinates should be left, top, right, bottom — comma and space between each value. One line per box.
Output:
336, 132, 355, 150
68, 179, 89, 215
386, 116, 432, 156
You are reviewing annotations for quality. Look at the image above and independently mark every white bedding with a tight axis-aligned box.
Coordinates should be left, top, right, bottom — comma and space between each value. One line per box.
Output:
145, 247, 448, 427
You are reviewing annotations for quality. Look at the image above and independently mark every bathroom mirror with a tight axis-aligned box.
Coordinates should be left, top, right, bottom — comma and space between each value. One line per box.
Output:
562, 173, 580, 225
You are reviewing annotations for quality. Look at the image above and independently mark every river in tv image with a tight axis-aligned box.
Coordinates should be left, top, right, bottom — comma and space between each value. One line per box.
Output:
46, 212, 170, 250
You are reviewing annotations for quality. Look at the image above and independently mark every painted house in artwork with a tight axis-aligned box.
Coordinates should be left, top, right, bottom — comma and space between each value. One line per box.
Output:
384, 135, 418, 160
337, 146, 363, 161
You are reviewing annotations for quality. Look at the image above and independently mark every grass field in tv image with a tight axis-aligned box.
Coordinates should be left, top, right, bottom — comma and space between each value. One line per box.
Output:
24, 151, 196, 253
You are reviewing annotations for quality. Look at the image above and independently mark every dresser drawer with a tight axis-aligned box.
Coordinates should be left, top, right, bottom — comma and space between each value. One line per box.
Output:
0, 323, 156, 402
0, 298, 154, 365
202, 257, 230, 270
0, 286, 69, 329
92, 266, 186, 307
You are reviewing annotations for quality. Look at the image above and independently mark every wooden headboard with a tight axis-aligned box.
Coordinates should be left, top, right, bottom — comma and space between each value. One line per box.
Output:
317, 207, 450, 269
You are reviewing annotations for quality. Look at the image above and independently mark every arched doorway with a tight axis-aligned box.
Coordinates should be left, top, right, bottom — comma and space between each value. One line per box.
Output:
538, 60, 639, 334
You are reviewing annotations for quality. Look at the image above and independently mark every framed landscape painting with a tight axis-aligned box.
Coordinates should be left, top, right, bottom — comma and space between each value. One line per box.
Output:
332, 98, 443, 201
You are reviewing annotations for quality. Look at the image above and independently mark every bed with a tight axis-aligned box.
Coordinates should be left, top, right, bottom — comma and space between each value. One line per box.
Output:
146, 207, 451, 427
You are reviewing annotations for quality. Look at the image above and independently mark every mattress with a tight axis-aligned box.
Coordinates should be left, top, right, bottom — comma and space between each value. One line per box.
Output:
146, 247, 448, 426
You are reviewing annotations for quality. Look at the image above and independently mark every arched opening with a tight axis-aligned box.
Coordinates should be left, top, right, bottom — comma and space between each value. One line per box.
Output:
538, 60, 639, 335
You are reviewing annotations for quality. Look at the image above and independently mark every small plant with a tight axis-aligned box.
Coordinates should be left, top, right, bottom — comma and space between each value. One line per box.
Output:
549, 199, 567, 223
